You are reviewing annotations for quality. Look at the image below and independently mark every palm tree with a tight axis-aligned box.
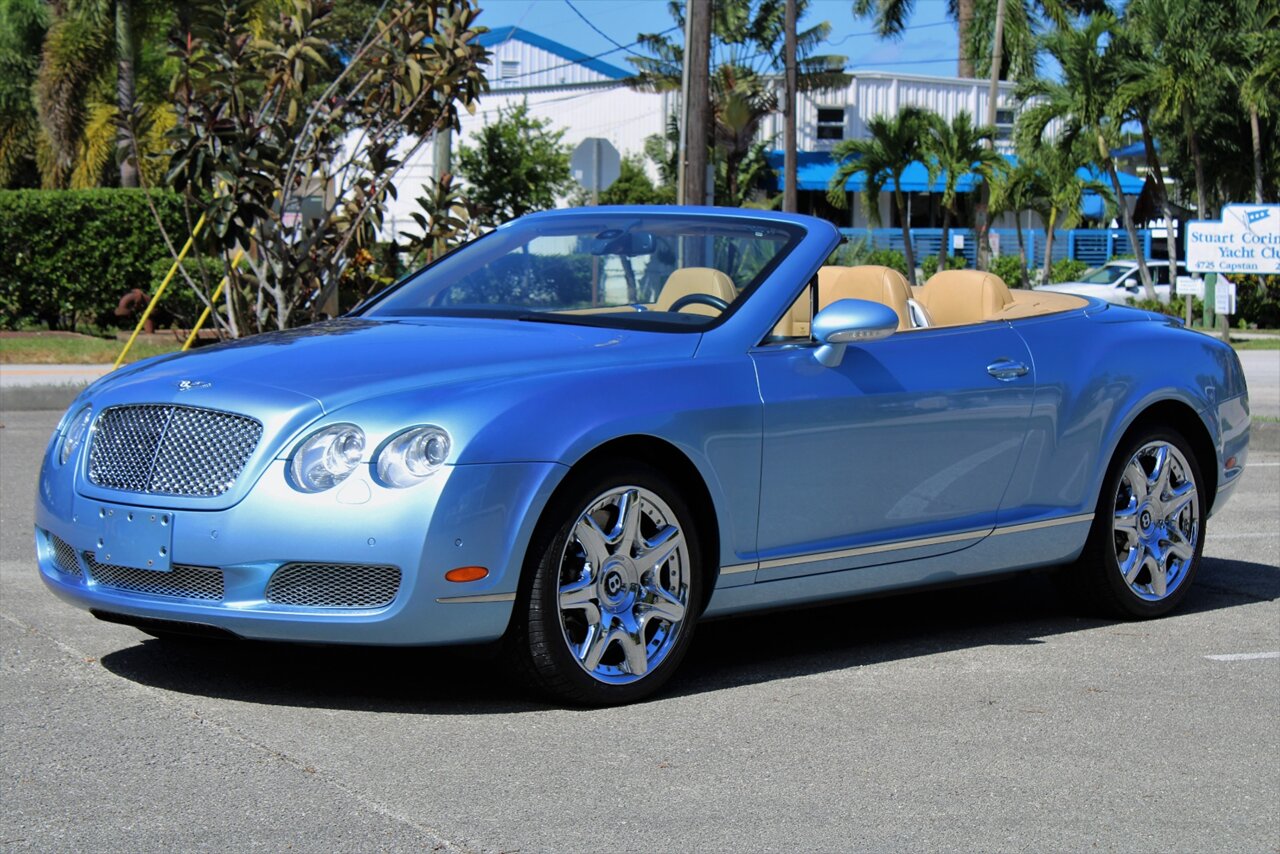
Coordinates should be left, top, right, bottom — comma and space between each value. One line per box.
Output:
988, 157, 1047, 288
1233, 0, 1280, 203
0, 0, 48, 188
1018, 141, 1111, 286
630, 0, 849, 205
1017, 13, 1156, 300
851, 0, 1106, 80
924, 110, 1006, 268
34, 0, 182, 188
1121, 0, 1233, 222
1108, 19, 1181, 277
827, 106, 934, 285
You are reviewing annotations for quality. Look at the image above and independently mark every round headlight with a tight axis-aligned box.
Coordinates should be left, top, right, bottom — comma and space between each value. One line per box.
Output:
290, 423, 366, 492
59, 406, 93, 466
376, 425, 451, 488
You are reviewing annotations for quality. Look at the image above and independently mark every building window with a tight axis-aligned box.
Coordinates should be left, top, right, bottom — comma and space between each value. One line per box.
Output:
995, 106, 1017, 141
816, 107, 844, 141
501, 60, 520, 80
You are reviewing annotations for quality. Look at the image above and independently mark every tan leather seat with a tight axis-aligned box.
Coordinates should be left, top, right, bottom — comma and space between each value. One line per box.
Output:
655, 267, 737, 317
772, 267, 848, 337
823, 265, 914, 331
918, 270, 1013, 327
772, 290, 813, 338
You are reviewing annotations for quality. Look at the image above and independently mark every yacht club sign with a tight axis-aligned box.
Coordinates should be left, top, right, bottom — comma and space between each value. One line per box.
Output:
1186, 204, 1280, 274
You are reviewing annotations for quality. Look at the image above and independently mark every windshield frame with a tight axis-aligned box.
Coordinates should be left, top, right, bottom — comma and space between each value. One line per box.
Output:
353, 211, 809, 334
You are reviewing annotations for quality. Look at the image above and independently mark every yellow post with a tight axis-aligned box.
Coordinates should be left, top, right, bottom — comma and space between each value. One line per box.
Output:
181, 246, 245, 351
113, 212, 207, 369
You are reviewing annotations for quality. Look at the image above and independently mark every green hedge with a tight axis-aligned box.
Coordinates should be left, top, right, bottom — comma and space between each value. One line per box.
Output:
0, 189, 188, 330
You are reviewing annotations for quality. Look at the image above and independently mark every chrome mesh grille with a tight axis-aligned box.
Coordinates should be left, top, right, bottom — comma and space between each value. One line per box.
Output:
265, 563, 401, 609
49, 533, 83, 577
84, 552, 224, 601
88, 404, 262, 497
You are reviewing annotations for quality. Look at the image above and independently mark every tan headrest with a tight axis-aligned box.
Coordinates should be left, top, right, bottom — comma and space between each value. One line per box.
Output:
655, 267, 736, 316
823, 265, 913, 331
919, 270, 1013, 326
817, 265, 851, 292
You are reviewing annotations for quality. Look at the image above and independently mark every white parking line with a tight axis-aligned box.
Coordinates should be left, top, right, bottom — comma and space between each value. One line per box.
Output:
1248, 462, 1280, 467
1206, 532, 1278, 539
1205, 651, 1280, 662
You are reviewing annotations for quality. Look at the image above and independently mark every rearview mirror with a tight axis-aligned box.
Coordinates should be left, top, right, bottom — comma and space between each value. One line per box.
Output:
811, 299, 898, 368
591, 230, 656, 257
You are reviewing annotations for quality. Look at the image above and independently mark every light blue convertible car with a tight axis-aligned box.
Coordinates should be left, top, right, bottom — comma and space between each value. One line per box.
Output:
36, 207, 1250, 704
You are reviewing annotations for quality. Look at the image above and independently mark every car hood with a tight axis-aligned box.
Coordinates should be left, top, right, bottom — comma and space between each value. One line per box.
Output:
93, 317, 700, 412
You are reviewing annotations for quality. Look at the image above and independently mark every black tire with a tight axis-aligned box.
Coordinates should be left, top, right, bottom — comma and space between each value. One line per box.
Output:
507, 460, 703, 706
1070, 426, 1206, 619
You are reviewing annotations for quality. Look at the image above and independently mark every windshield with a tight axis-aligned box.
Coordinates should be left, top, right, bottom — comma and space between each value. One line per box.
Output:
361, 213, 804, 331
1078, 264, 1130, 285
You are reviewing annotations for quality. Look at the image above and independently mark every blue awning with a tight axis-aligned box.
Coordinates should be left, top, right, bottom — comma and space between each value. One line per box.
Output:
766, 150, 1144, 202
764, 151, 979, 193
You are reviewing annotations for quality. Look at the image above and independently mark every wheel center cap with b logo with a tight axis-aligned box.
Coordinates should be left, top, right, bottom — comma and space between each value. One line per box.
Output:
605, 571, 624, 596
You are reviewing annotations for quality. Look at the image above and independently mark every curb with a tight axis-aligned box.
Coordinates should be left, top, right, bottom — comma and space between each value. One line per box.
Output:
1, 383, 88, 412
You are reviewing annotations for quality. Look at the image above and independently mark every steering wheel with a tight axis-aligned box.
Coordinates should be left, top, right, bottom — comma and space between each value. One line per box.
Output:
667, 293, 730, 313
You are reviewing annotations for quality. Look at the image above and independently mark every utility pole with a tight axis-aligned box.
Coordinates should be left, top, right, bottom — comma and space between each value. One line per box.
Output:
783, 0, 798, 212
976, 0, 1006, 271
676, 3, 694, 205
684, 0, 711, 207
433, 127, 452, 180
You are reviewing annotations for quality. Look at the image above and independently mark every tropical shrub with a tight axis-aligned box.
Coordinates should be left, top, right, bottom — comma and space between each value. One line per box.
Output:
0, 188, 185, 330
921, 253, 968, 279
1050, 258, 1089, 282
989, 254, 1028, 288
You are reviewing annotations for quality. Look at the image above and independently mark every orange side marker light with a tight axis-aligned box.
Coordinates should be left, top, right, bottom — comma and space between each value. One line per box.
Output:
445, 566, 489, 583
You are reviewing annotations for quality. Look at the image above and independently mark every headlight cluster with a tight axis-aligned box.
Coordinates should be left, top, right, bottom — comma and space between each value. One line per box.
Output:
377, 426, 451, 488
59, 406, 93, 466
289, 423, 450, 493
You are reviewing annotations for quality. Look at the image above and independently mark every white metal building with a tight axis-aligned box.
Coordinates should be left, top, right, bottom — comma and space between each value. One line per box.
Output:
383, 27, 1066, 238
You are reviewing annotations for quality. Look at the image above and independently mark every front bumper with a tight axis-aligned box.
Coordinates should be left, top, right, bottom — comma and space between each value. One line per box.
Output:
36, 456, 566, 645
1212, 392, 1250, 516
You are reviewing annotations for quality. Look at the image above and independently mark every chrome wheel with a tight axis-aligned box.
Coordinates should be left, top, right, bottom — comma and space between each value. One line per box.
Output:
1111, 440, 1200, 602
556, 485, 691, 685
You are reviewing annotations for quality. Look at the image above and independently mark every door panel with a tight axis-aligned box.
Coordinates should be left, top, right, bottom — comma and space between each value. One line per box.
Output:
751, 323, 1035, 580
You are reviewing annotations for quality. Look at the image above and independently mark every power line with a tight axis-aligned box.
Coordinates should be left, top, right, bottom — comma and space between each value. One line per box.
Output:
826, 19, 955, 47
497, 24, 680, 82
562, 0, 647, 59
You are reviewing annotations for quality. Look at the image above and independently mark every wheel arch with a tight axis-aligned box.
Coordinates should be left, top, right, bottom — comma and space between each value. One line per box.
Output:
1106, 398, 1219, 515
545, 434, 723, 615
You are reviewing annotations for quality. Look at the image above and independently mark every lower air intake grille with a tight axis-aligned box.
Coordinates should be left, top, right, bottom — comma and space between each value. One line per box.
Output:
49, 533, 83, 576
84, 552, 224, 601
265, 563, 401, 609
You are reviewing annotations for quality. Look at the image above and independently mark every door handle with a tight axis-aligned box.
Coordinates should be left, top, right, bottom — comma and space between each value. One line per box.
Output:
986, 359, 1029, 381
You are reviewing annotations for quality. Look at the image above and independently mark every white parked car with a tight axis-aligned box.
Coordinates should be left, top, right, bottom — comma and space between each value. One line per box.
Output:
1036, 260, 1186, 305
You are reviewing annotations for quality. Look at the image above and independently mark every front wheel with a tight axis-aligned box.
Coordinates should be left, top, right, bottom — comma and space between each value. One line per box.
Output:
510, 463, 702, 705
1073, 427, 1205, 618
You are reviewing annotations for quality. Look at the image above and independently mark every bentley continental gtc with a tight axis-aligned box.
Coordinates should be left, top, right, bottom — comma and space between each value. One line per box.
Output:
35, 207, 1250, 704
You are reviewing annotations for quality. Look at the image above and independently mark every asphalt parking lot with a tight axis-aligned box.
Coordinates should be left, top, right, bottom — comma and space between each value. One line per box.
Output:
2, 407, 1277, 852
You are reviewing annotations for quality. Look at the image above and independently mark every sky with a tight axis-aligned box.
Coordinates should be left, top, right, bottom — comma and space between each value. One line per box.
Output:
473, 0, 967, 79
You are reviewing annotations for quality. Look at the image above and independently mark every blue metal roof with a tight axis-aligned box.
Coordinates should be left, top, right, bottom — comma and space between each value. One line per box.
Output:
477, 27, 630, 81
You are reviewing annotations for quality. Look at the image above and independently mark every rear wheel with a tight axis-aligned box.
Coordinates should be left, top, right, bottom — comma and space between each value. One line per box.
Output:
1073, 427, 1205, 618
510, 462, 701, 705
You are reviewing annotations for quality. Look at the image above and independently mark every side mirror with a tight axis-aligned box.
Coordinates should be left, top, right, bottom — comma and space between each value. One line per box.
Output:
1123, 278, 1139, 290
811, 298, 898, 368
